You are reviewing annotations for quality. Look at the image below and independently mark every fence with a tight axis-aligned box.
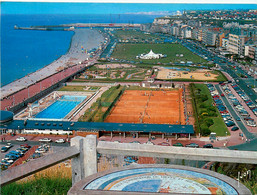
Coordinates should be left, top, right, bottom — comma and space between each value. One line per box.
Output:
102, 86, 125, 121
1, 135, 257, 187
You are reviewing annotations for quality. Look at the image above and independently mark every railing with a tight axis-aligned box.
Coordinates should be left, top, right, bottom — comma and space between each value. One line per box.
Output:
1, 135, 257, 187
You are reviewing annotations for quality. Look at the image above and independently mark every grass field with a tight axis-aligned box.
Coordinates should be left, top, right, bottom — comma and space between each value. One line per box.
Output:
111, 43, 207, 64
114, 30, 160, 41
1, 162, 72, 195
58, 85, 100, 92
79, 85, 124, 122
190, 83, 228, 136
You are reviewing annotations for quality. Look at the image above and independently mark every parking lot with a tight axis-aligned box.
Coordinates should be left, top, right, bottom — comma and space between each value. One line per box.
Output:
215, 85, 255, 140
1, 141, 67, 170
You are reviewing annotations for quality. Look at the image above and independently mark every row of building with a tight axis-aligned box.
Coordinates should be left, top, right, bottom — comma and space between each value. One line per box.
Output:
140, 16, 257, 61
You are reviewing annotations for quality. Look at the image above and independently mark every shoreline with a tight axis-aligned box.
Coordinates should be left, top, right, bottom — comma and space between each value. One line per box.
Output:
1, 28, 105, 99
1, 31, 75, 88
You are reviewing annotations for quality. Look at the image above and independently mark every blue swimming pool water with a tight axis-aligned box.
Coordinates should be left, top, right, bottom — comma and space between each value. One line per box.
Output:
35, 95, 86, 119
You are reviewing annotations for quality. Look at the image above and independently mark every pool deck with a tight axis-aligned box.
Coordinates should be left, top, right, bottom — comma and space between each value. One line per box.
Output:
70, 86, 111, 121
14, 91, 94, 120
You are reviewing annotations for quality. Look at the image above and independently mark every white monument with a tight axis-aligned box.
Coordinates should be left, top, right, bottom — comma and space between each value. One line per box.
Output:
136, 50, 165, 60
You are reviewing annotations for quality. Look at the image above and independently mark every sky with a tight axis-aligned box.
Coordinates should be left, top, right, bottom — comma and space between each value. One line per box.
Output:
1, 2, 256, 15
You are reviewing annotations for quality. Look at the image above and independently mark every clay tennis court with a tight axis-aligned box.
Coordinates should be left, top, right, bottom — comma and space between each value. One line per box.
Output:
105, 89, 185, 125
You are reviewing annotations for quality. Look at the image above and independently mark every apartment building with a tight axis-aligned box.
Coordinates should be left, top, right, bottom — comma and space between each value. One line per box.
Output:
228, 34, 246, 56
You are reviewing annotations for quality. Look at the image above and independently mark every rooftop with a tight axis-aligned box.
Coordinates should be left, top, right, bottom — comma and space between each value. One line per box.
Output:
1, 119, 194, 134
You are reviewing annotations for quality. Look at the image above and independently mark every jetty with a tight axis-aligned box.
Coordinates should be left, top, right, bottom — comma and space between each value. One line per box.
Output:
14, 25, 74, 31
14, 23, 140, 31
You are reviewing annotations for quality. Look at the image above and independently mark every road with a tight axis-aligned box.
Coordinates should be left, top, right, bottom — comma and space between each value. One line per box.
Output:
228, 137, 257, 151
215, 85, 256, 140
176, 37, 257, 105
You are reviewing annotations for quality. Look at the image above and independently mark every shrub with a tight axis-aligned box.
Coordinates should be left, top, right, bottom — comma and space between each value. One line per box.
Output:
204, 118, 214, 127
201, 127, 211, 136
199, 103, 206, 108
200, 95, 208, 102
200, 123, 211, 136
208, 111, 217, 117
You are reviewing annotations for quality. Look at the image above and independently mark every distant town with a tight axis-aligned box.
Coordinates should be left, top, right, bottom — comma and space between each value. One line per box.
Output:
141, 9, 257, 70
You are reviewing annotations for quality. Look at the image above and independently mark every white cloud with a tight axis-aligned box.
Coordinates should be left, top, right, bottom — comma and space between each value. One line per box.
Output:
125, 11, 177, 15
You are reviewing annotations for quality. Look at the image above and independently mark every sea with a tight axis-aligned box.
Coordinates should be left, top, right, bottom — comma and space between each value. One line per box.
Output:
1, 14, 158, 87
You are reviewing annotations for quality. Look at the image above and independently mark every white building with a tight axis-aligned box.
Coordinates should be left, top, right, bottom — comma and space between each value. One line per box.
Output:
137, 50, 165, 59
222, 38, 229, 50
203, 30, 217, 46
181, 27, 192, 39
244, 45, 256, 59
228, 34, 245, 55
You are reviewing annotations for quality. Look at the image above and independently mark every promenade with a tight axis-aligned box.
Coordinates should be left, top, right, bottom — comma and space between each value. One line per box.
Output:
1, 29, 105, 111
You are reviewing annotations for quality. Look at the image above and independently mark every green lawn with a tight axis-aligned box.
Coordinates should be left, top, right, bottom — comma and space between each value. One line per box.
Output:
1, 177, 71, 195
209, 117, 229, 136
114, 30, 160, 40
79, 85, 124, 122
81, 67, 150, 82
58, 85, 99, 92
191, 84, 229, 136
111, 43, 207, 64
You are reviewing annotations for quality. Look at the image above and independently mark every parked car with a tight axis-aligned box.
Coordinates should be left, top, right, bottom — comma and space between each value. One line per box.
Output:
1, 160, 11, 166
16, 148, 27, 153
39, 138, 52, 142
35, 148, 46, 154
20, 144, 31, 149
1, 163, 8, 170
185, 143, 199, 148
173, 143, 183, 147
5, 143, 13, 149
9, 150, 23, 157
1, 147, 9, 153
225, 121, 235, 127
231, 126, 239, 131
32, 153, 42, 159
5, 154, 19, 160
16, 137, 27, 142
129, 141, 140, 144
203, 144, 213, 148
55, 139, 65, 144
2, 158, 13, 164
144, 141, 154, 145
158, 142, 170, 146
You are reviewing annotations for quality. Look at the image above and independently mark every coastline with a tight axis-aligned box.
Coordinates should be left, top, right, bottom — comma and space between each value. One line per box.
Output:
1, 31, 75, 89
1, 28, 104, 99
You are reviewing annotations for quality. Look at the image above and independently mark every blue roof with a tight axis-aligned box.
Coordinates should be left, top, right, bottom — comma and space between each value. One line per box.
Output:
1, 120, 194, 134
0, 111, 14, 123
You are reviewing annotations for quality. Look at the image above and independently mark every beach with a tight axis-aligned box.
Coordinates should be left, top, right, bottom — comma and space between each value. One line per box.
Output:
1, 28, 105, 99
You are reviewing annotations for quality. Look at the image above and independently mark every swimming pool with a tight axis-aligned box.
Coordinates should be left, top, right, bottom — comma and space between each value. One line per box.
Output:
35, 95, 87, 119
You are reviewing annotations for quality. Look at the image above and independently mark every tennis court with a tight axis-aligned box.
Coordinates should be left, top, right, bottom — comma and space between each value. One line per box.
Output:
105, 89, 185, 124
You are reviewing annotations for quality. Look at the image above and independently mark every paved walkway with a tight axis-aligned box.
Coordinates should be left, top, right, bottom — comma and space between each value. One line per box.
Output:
98, 133, 245, 148
71, 86, 110, 121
